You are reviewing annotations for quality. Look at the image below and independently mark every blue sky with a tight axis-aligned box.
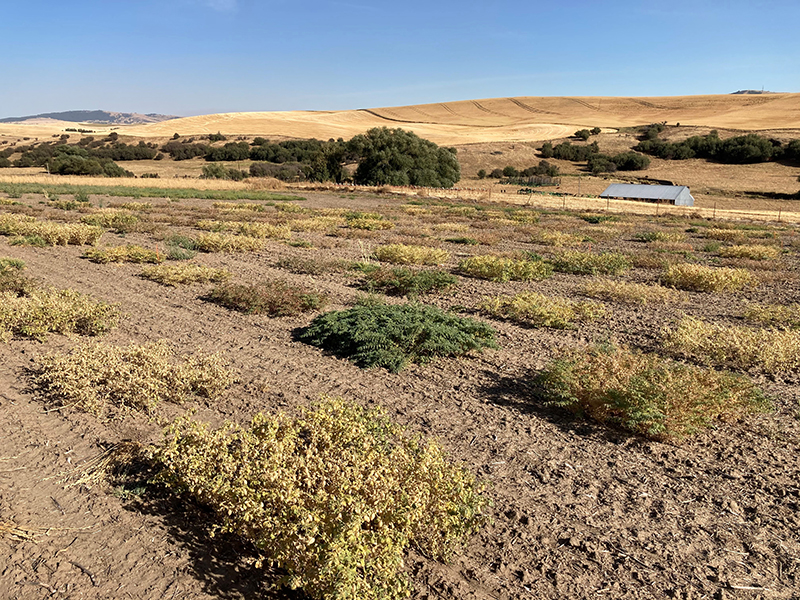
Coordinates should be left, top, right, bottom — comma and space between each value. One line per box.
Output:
1, 0, 798, 118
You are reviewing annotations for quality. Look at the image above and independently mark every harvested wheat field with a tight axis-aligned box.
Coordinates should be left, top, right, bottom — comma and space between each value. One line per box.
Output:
1, 184, 799, 600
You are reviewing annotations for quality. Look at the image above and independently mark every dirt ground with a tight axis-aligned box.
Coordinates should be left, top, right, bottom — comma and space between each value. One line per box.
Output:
1, 190, 799, 600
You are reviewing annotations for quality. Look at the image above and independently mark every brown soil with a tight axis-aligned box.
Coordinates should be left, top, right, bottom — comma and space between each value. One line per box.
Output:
1, 191, 799, 600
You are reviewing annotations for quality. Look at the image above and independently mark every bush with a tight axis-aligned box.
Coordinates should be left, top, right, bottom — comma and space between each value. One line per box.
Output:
664, 315, 800, 373
458, 254, 552, 282
141, 264, 231, 287
360, 267, 458, 298
0, 287, 119, 342
84, 245, 164, 264
660, 263, 757, 292
549, 251, 631, 276
155, 398, 489, 600
574, 129, 591, 141
533, 344, 767, 439
480, 292, 605, 329
297, 303, 498, 372
581, 279, 682, 305
207, 281, 327, 316
373, 244, 449, 265
202, 163, 248, 181
32, 341, 232, 417
477, 169, 487, 179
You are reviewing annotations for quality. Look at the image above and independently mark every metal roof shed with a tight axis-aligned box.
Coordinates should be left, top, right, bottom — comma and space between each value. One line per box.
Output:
599, 184, 695, 206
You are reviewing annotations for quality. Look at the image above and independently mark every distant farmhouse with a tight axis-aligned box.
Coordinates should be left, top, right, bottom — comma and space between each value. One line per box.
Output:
600, 184, 695, 207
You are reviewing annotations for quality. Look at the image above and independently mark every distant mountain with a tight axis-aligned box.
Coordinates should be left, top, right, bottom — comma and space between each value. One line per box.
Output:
0, 110, 180, 124
731, 90, 777, 95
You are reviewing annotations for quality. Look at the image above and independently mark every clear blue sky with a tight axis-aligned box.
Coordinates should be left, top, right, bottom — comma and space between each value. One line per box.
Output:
2, 0, 798, 118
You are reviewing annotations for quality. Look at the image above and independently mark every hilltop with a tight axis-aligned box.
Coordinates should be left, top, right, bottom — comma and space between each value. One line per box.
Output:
0, 110, 178, 125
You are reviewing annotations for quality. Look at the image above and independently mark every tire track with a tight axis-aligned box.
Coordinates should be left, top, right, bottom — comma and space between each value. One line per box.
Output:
507, 98, 557, 116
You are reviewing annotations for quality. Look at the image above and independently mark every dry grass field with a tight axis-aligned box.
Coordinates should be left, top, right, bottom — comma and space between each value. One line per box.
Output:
0, 94, 799, 600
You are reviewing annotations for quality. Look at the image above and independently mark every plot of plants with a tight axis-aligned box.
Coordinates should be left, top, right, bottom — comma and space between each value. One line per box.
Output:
1, 188, 799, 600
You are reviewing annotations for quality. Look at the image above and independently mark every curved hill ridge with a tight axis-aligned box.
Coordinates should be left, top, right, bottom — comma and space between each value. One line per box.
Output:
3, 94, 799, 145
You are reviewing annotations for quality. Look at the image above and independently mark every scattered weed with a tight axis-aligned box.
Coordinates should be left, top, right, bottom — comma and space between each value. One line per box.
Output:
193, 233, 265, 253
581, 278, 682, 305
84, 245, 164, 264
661, 263, 757, 292
0, 214, 103, 246
717, 244, 781, 261
742, 303, 800, 328
373, 244, 449, 265
359, 267, 458, 298
208, 281, 327, 316
458, 254, 552, 282
141, 264, 232, 287
549, 251, 631, 276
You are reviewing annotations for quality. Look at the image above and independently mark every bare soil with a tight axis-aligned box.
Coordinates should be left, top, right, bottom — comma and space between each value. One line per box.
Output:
1, 191, 799, 600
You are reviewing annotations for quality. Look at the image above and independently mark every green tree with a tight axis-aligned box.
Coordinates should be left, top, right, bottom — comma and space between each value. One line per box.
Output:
347, 128, 460, 188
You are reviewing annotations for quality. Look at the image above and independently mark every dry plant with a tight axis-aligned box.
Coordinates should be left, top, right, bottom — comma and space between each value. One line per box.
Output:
110, 202, 153, 211
0, 213, 103, 246
535, 344, 767, 439
208, 281, 327, 316
81, 209, 139, 231
663, 315, 800, 373
32, 340, 233, 418
0, 289, 119, 342
287, 216, 343, 232
581, 278, 684, 305
236, 222, 292, 239
194, 232, 265, 253
0, 520, 39, 541
212, 202, 265, 212
703, 228, 747, 243
634, 230, 687, 243
155, 398, 489, 600
660, 263, 757, 292
140, 264, 232, 287
84, 245, 164, 264
274, 202, 309, 213
274, 256, 348, 275
458, 254, 552, 282
431, 222, 469, 232
479, 292, 605, 329
530, 230, 586, 247
742, 302, 800, 328
549, 251, 631, 276
373, 244, 450, 265
717, 244, 781, 260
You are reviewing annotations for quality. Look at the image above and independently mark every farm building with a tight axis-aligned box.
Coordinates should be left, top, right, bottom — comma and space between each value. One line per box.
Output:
600, 184, 695, 206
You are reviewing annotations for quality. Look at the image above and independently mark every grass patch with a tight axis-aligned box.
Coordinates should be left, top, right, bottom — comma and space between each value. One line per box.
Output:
479, 292, 604, 329
84, 245, 164, 264
458, 254, 552, 282
0, 214, 103, 246
0, 182, 299, 202
373, 244, 449, 265
534, 344, 768, 439
742, 303, 800, 328
297, 303, 498, 372
660, 263, 757, 292
359, 267, 458, 298
717, 244, 781, 261
581, 278, 683, 305
32, 340, 232, 418
663, 315, 800, 373
140, 264, 232, 287
207, 281, 327, 316
155, 397, 488, 600
0, 288, 119, 341
549, 251, 631, 276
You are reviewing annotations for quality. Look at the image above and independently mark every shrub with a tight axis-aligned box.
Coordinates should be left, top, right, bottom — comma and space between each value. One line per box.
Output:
81, 210, 139, 233
373, 244, 449, 265
207, 281, 327, 316
581, 278, 682, 305
0, 289, 119, 342
360, 267, 458, 298
0, 264, 36, 296
703, 228, 746, 242
297, 303, 498, 372
0, 257, 25, 272
574, 129, 591, 141
458, 254, 552, 282
84, 245, 164, 264
480, 292, 605, 329
549, 251, 631, 276
717, 244, 781, 260
742, 303, 800, 328
660, 263, 757, 292
32, 341, 232, 417
664, 316, 800, 373
141, 264, 231, 287
193, 233, 265, 253
634, 230, 686, 243
533, 344, 767, 439
154, 398, 489, 600
274, 256, 348, 275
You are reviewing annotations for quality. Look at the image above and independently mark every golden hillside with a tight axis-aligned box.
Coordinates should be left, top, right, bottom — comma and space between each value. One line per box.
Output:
2, 94, 799, 145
